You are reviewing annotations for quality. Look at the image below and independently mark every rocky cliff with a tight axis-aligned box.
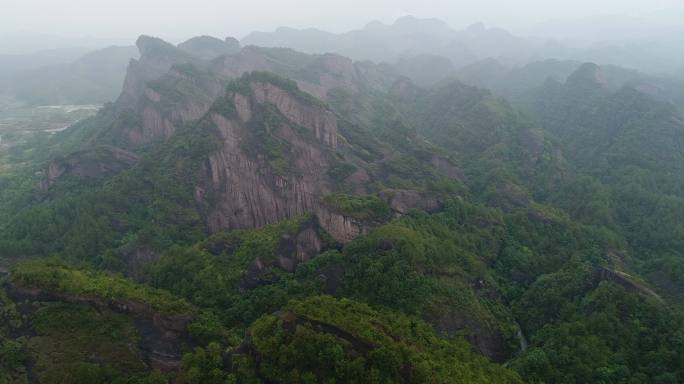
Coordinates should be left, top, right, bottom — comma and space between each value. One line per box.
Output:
203, 75, 343, 234
105, 36, 400, 151
41, 145, 140, 190
36, 34, 459, 249
3, 280, 194, 371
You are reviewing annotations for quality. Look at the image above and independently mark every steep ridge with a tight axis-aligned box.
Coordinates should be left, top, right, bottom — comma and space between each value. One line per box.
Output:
109, 36, 225, 148
43, 35, 401, 161
4, 34, 684, 384
242, 16, 530, 67
391, 78, 567, 208
177, 35, 240, 60
24, 35, 461, 250
201, 73, 344, 232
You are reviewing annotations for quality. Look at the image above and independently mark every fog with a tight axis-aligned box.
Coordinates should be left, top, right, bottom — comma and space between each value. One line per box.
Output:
2, 0, 684, 53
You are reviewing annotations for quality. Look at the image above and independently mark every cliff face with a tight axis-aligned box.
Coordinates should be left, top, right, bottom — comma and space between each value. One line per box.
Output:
108, 37, 398, 151
116, 36, 194, 110
113, 37, 226, 148
4, 281, 193, 371
37, 34, 446, 245
204, 79, 339, 233
41, 146, 140, 191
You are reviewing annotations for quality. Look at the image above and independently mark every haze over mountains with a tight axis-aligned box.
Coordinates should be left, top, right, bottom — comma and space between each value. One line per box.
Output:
2, 7, 684, 384
3, 15, 684, 108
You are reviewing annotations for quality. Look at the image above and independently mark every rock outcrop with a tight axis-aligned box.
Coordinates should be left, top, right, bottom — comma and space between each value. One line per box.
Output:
105, 35, 400, 152
117, 35, 194, 110
428, 308, 509, 362
177, 35, 240, 60
3, 281, 193, 371
380, 189, 443, 216
239, 217, 329, 289
41, 146, 140, 190
205, 78, 339, 232
593, 267, 663, 303
314, 205, 371, 243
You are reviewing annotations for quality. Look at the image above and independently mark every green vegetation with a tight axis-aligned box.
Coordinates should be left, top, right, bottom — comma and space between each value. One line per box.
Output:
27, 303, 147, 383
323, 193, 390, 221
11, 260, 193, 314
0, 115, 221, 261
2, 47, 684, 384
238, 296, 524, 383
230, 71, 328, 109
147, 216, 326, 329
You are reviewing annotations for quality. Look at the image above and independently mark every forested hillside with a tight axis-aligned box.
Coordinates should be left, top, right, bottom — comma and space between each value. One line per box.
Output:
1, 31, 684, 384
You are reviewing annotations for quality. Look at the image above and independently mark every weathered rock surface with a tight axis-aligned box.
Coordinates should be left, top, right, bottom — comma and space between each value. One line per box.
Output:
3, 281, 193, 372
380, 189, 443, 215
117, 35, 194, 109
119, 242, 162, 281
428, 308, 509, 362
314, 205, 371, 244
239, 217, 328, 288
41, 145, 139, 190
593, 267, 663, 303
205, 80, 338, 232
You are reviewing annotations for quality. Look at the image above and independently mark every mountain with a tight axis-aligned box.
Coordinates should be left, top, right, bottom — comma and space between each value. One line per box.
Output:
1, 45, 138, 105
0, 47, 94, 77
2, 33, 684, 383
245, 15, 684, 77
455, 58, 684, 112
242, 16, 532, 68
177, 36, 240, 60
0, 32, 126, 55
518, 63, 684, 302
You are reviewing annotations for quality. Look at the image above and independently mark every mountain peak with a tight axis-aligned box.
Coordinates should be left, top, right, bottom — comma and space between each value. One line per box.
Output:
565, 62, 607, 90
391, 16, 452, 34
135, 35, 184, 59
466, 22, 487, 34
177, 35, 240, 60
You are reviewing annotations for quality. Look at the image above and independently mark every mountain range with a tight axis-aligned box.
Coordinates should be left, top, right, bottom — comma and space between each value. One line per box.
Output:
5, 15, 684, 107
1, 18, 684, 383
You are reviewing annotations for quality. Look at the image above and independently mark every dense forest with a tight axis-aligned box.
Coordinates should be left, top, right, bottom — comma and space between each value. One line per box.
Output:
1, 21, 684, 384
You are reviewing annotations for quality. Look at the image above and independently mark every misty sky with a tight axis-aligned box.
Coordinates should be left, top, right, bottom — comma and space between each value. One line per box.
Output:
3, 0, 684, 48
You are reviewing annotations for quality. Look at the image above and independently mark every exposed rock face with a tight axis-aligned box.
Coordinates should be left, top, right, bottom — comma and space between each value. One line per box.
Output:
275, 218, 325, 272
250, 82, 338, 147
314, 205, 370, 243
120, 242, 161, 281
296, 54, 358, 99
429, 155, 464, 180
41, 146, 140, 190
343, 168, 371, 194
594, 267, 663, 302
112, 35, 227, 148
102, 35, 402, 152
41, 35, 435, 247
566, 62, 608, 92
240, 218, 326, 288
117, 35, 193, 109
429, 309, 509, 362
205, 80, 338, 232
117, 65, 226, 148
4, 281, 193, 372
380, 189, 443, 215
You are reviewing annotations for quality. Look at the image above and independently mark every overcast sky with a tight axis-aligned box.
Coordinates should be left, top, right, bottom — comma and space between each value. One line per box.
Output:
2, 0, 684, 51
